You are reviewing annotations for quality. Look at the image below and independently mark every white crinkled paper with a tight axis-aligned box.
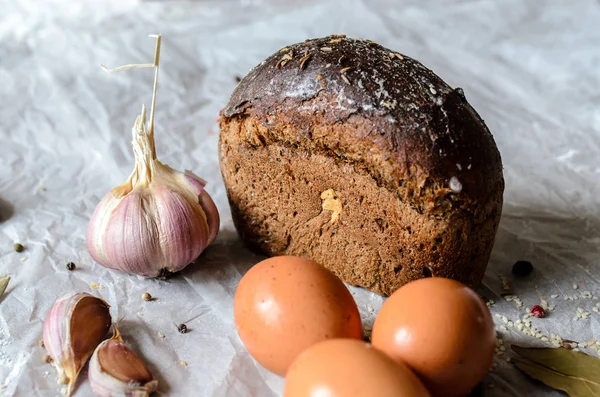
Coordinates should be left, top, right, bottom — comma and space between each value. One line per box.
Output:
1, 0, 599, 396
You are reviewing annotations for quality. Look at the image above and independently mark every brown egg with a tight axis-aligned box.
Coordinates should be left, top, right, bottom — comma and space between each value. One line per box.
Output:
284, 339, 431, 397
234, 256, 362, 376
371, 277, 495, 397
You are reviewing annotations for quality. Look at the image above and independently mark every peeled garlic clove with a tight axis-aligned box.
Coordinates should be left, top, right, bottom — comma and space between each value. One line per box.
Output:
43, 292, 112, 396
89, 327, 158, 397
87, 36, 219, 278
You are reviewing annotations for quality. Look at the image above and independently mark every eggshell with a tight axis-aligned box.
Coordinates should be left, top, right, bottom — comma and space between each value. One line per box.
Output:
234, 256, 362, 376
371, 277, 495, 397
284, 339, 431, 397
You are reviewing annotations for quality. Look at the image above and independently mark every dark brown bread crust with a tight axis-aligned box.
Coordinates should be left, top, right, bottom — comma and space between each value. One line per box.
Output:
219, 36, 504, 295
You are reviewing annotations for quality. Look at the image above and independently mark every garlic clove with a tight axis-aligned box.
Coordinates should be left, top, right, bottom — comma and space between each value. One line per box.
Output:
153, 183, 210, 271
89, 327, 158, 397
183, 170, 220, 245
43, 292, 112, 396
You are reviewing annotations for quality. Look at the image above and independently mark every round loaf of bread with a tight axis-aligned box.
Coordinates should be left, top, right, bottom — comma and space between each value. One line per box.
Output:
219, 36, 504, 296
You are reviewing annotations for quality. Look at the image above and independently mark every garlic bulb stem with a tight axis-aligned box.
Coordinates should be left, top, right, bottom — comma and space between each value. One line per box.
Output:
148, 34, 161, 145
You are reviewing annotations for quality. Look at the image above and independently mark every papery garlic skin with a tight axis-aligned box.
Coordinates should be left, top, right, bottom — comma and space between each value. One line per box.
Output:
88, 327, 158, 397
86, 107, 219, 277
43, 292, 112, 396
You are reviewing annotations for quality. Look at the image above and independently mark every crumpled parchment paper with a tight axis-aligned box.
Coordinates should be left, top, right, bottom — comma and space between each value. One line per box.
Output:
1, 0, 599, 396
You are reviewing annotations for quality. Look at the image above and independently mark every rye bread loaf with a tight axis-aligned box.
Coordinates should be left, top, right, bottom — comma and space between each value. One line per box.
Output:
218, 35, 504, 296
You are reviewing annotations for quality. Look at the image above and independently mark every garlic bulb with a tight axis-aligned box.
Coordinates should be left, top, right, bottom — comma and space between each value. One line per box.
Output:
88, 326, 158, 397
86, 35, 219, 278
43, 292, 112, 396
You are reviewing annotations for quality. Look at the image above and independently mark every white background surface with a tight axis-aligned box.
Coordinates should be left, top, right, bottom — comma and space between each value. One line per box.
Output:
1, 0, 599, 396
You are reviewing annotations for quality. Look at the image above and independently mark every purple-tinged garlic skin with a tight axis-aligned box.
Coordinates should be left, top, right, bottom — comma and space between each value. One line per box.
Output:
42, 292, 112, 397
88, 327, 158, 397
86, 107, 220, 277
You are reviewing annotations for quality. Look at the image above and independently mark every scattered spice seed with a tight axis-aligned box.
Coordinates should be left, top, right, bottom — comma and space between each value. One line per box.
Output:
39, 339, 45, 348
235, 75, 242, 83
180, 360, 188, 366
329, 38, 343, 44
339, 66, 353, 74
13, 243, 24, 253
512, 260, 533, 277
90, 282, 102, 290
337, 55, 346, 65
142, 292, 152, 301
320, 47, 333, 52
157, 332, 165, 339
43, 354, 53, 364
279, 47, 289, 54
178, 324, 188, 334
66, 262, 76, 271
316, 74, 324, 81
341, 74, 351, 85
531, 305, 545, 318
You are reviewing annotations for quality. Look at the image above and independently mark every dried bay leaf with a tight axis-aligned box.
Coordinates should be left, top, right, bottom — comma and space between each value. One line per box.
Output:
512, 345, 600, 382
512, 345, 600, 396
0, 275, 10, 298
514, 360, 600, 397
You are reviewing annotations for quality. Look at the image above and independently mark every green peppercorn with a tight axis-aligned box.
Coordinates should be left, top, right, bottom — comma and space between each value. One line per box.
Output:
13, 243, 24, 253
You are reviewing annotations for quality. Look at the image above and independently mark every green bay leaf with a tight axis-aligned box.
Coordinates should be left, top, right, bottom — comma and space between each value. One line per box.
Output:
515, 360, 600, 397
512, 345, 600, 383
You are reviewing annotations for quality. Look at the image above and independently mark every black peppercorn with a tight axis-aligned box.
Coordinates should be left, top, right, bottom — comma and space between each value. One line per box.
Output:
178, 323, 188, 334
512, 260, 533, 277
66, 262, 76, 271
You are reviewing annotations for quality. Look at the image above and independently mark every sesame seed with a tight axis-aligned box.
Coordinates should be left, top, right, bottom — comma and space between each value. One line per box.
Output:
320, 47, 333, 52
551, 294, 559, 298
573, 284, 579, 290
